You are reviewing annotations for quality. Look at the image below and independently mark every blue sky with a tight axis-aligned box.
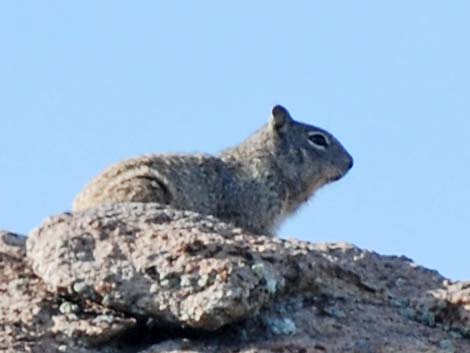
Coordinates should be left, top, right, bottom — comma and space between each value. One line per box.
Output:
1, 2, 469, 279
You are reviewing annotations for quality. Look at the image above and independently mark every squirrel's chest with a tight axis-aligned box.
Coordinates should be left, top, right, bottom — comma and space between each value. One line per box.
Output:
217, 178, 286, 234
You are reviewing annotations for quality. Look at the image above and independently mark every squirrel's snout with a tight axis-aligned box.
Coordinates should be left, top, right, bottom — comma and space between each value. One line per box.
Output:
347, 157, 354, 170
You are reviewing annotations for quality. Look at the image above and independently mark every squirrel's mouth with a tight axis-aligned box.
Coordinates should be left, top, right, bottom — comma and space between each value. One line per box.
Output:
328, 172, 346, 183
328, 160, 353, 183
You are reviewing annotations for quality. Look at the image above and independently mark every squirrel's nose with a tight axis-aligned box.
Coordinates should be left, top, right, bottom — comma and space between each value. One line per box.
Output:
347, 157, 354, 170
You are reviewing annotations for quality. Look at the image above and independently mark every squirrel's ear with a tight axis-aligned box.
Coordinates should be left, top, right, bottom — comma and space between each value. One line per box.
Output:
270, 105, 292, 131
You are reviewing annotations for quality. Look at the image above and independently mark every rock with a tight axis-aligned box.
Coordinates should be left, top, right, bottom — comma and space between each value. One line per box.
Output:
0, 230, 136, 353
0, 202, 469, 352
139, 292, 470, 352
417, 280, 470, 337
0, 230, 26, 258
29, 203, 362, 331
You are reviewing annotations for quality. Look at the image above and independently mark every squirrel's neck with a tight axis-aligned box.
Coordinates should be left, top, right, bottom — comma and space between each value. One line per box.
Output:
219, 129, 308, 215
219, 128, 278, 181
219, 127, 317, 217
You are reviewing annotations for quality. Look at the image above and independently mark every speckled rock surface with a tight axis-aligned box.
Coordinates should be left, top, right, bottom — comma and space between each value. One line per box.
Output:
416, 280, 470, 337
2, 202, 470, 352
0, 230, 135, 353
27, 203, 351, 331
0, 230, 27, 258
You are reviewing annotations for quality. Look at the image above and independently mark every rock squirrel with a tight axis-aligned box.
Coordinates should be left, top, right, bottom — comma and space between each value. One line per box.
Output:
73, 105, 353, 235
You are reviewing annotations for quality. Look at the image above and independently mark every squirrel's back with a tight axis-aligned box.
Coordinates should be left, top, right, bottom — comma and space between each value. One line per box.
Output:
73, 154, 229, 215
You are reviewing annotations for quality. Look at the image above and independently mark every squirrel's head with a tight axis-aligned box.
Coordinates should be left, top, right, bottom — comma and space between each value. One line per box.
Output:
269, 105, 353, 204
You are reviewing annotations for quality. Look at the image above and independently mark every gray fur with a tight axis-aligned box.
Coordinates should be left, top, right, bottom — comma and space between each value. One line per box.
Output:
73, 105, 353, 235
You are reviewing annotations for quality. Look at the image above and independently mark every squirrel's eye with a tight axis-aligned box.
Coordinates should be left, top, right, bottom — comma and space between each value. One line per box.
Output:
308, 133, 328, 148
